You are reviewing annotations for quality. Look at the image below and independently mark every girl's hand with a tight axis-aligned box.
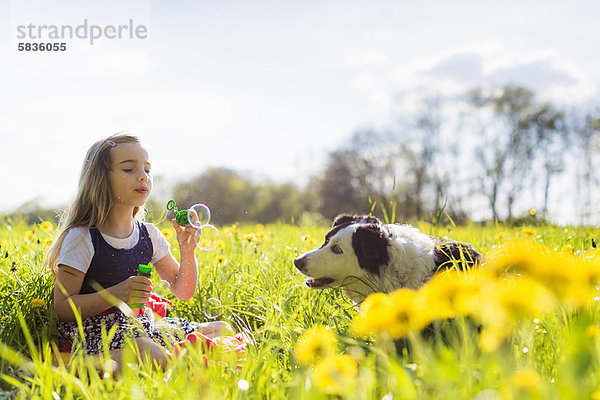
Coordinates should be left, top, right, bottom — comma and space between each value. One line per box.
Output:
172, 219, 199, 253
112, 276, 153, 305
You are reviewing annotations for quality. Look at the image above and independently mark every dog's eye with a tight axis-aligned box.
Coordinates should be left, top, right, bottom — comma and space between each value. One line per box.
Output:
331, 244, 343, 254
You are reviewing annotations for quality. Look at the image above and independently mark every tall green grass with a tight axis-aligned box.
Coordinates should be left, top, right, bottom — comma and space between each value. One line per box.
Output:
1, 217, 600, 399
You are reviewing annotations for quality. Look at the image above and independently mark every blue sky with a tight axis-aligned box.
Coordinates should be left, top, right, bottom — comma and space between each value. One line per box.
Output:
1, 0, 599, 223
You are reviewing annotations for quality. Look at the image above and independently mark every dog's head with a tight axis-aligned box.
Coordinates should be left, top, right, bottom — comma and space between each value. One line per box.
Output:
293, 214, 390, 289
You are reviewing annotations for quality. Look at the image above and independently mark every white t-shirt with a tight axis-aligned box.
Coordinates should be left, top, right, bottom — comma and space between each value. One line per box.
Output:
57, 222, 171, 273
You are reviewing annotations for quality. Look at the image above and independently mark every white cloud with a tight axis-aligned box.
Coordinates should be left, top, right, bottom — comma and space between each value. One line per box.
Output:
355, 44, 597, 111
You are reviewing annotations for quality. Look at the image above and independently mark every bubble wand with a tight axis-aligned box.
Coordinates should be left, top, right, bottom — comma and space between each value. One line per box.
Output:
165, 200, 220, 250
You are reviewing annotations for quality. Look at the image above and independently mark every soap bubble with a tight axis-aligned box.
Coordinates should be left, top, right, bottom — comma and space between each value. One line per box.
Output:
203, 297, 222, 319
188, 203, 211, 228
155, 279, 171, 296
196, 224, 219, 251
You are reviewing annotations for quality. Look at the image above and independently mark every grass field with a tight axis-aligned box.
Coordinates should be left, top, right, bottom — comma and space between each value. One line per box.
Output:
1, 216, 600, 399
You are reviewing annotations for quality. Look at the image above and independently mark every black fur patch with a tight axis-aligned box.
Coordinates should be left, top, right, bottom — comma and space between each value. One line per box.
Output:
432, 239, 482, 272
321, 214, 382, 249
352, 224, 390, 275
333, 214, 381, 227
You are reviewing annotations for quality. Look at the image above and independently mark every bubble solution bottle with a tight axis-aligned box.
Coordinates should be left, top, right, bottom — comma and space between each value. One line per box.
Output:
132, 264, 152, 315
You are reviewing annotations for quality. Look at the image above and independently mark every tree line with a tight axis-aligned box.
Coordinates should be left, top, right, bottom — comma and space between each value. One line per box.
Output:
6, 84, 599, 226
171, 84, 599, 226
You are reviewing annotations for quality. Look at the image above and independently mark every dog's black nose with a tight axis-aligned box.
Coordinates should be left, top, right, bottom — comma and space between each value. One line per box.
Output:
293, 256, 306, 272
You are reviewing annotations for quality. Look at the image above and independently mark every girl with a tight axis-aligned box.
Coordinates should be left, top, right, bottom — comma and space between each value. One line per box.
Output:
44, 133, 231, 369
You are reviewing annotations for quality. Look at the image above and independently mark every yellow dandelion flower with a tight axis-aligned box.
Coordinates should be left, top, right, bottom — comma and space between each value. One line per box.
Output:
586, 325, 600, 338
419, 270, 484, 319
386, 289, 430, 338
351, 292, 395, 337
295, 325, 337, 365
522, 228, 537, 237
507, 368, 543, 396
478, 327, 507, 353
488, 277, 557, 322
301, 235, 317, 246
530, 209, 536, 216
222, 224, 239, 235
471, 276, 556, 347
214, 256, 228, 265
243, 233, 257, 243
24, 231, 35, 242
352, 289, 426, 339
485, 240, 588, 305
31, 299, 46, 308
256, 231, 268, 240
199, 239, 214, 249
312, 354, 358, 395
161, 228, 174, 241
0, 238, 7, 247
40, 221, 53, 231
214, 240, 226, 250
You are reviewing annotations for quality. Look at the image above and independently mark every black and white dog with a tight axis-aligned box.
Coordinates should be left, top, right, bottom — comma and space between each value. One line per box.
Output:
294, 214, 482, 305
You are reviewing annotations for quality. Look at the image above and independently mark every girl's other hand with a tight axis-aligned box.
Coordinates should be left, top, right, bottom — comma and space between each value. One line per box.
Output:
172, 219, 199, 253
113, 275, 153, 305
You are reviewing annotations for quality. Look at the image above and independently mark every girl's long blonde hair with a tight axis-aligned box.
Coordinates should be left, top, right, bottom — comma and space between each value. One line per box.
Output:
44, 133, 146, 274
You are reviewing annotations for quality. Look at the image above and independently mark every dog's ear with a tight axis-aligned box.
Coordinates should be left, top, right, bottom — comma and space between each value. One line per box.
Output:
333, 214, 359, 227
352, 224, 390, 275
333, 214, 381, 227
433, 240, 482, 271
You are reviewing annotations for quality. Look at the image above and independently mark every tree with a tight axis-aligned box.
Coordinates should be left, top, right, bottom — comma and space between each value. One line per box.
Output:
173, 167, 256, 225
251, 183, 306, 223
573, 109, 600, 223
316, 150, 368, 220
469, 85, 564, 220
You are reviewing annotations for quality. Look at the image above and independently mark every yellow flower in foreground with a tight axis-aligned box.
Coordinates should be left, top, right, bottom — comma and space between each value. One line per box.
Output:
490, 277, 557, 319
419, 270, 485, 319
31, 299, 46, 308
485, 240, 591, 306
473, 277, 556, 347
352, 289, 429, 339
503, 368, 543, 398
312, 354, 358, 395
478, 327, 506, 353
295, 325, 337, 365
243, 233, 258, 243
586, 325, 600, 338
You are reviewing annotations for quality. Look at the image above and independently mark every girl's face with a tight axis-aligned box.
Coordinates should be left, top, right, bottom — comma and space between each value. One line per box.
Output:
108, 142, 152, 207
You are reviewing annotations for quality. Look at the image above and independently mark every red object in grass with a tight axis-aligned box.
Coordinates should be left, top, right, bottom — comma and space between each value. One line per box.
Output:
173, 332, 247, 367
145, 294, 172, 319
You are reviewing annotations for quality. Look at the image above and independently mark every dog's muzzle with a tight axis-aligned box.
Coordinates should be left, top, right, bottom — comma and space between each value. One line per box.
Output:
293, 255, 307, 273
